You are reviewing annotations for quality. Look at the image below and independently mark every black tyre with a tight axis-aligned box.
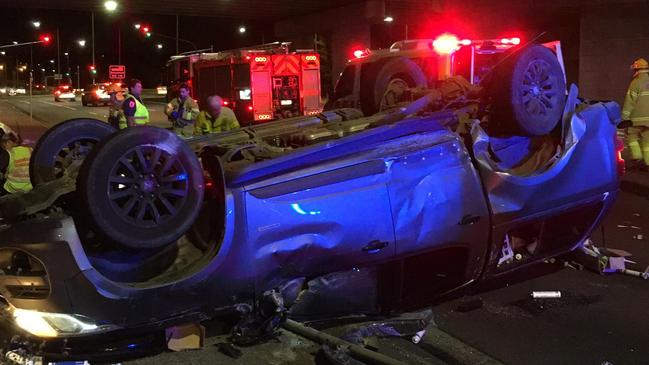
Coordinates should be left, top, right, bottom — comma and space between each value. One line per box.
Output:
490, 45, 566, 136
30, 118, 116, 186
78, 126, 204, 249
360, 57, 427, 115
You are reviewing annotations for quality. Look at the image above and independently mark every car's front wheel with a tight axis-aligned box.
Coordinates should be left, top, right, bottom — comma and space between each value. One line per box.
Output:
78, 126, 205, 249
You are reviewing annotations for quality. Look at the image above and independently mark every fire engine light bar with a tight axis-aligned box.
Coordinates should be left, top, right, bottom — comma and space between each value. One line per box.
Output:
501, 37, 521, 45
280, 100, 293, 106
459, 39, 472, 46
254, 56, 268, 62
305, 55, 317, 61
258, 114, 272, 120
433, 33, 461, 55
353, 50, 365, 59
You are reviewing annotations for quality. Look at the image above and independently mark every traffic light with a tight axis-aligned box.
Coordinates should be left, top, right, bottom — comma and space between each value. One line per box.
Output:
39, 34, 52, 45
89, 65, 97, 75
138, 25, 152, 38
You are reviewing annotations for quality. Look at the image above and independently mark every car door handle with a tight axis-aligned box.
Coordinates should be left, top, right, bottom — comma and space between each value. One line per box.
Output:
459, 214, 481, 226
362, 240, 389, 253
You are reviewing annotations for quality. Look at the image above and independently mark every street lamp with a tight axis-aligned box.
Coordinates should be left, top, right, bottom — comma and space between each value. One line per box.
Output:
239, 26, 246, 34
134, 23, 141, 30
156, 43, 163, 49
32, 21, 41, 29
78, 39, 86, 47
104, 1, 118, 12
384, 16, 394, 22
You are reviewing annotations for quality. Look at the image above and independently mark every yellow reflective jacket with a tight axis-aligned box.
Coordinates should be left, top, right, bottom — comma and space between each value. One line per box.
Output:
194, 107, 240, 135
165, 97, 199, 122
4, 145, 33, 193
622, 70, 649, 127
119, 94, 150, 129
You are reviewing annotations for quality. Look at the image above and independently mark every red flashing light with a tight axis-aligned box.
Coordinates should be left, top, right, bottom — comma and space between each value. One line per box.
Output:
254, 56, 268, 62
511, 37, 521, 45
39, 34, 52, 45
89, 65, 96, 71
353, 49, 364, 59
247, 105, 253, 111
433, 33, 460, 55
222, 100, 229, 106
305, 55, 317, 61
62, 85, 69, 90
459, 39, 472, 46
245, 55, 251, 60
142, 26, 150, 33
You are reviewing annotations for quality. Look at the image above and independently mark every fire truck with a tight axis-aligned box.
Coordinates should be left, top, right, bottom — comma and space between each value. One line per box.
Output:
165, 42, 322, 123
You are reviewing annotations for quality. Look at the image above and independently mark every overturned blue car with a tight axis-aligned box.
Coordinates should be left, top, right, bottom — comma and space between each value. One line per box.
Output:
0, 44, 621, 362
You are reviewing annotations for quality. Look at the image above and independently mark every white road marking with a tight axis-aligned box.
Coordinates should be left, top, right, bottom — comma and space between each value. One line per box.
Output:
20, 100, 30, 105
41, 101, 77, 110
88, 112, 99, 115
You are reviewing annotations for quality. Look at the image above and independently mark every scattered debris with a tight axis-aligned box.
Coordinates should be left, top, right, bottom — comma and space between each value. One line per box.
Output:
216, 342, 243, 359
455, 297, 484, 312
621, 268, 649, 280
165, 323, 205, 351
232, 289, 286, 346
340, 309, 435, 346
531, 291, 562, 299
571, 239, 649, 280
411, 330, 426, 344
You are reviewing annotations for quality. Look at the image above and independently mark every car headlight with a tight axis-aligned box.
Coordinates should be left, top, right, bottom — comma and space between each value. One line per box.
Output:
12, 307, 119, 338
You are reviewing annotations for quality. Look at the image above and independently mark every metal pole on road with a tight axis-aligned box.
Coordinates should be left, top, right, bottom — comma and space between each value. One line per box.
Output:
76, 65, 80, 89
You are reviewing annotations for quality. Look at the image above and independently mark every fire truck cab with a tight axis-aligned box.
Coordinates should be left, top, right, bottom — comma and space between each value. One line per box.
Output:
165, 42, 322, 124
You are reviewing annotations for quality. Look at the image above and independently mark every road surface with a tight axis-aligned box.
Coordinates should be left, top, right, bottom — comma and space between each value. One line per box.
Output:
0, 92, 169, 130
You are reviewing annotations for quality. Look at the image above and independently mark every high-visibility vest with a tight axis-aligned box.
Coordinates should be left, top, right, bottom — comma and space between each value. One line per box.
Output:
119, 94, 150, 129
4, 146, 33, 193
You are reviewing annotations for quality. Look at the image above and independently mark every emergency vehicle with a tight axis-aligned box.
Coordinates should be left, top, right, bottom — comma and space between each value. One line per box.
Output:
165, 42, 322, 123
327, 34, 566, 121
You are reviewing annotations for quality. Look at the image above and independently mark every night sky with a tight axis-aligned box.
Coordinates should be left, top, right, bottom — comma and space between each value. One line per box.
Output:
0, 7, 273, 88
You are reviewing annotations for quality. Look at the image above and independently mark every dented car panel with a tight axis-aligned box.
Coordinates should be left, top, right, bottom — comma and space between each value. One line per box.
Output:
0, 96, 620, 358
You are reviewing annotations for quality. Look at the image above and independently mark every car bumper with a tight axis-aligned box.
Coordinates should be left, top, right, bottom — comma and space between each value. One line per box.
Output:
56, 93, 75, 99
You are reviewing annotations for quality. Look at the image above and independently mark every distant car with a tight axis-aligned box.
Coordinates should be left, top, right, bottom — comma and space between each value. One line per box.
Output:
81, 84, 111, 106
15, 87, 26, 95
156, 85, 167, 95
54, 85, 75, 102
34, 83, 45, 90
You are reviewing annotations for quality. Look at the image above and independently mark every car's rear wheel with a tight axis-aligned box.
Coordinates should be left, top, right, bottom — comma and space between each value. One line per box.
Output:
488, 45, 566, 136
78, 126, 204, 249
30, 118, 116, 185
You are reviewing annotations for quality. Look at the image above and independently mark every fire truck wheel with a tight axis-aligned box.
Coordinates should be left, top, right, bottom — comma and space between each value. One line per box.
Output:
362, 57, 427, 115
490, 45, 566, 136
78, 126, 204, 249
30, 118, 116, 186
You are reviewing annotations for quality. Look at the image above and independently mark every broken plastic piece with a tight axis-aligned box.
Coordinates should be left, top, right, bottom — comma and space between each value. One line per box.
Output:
531, 291, 561, 299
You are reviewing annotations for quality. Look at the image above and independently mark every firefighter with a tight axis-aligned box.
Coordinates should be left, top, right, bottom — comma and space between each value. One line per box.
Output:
194, 95, 240, 135
119, 79, 150, 129
106, 82, 126, 129
622, 58, 649, 171
0, 133, 33, 195
165, 83, 199, 138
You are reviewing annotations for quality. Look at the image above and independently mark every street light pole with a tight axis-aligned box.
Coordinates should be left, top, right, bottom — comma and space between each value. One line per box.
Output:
91, 12, 95, 83
176, 15, 179, 55
56, 27, 60, 74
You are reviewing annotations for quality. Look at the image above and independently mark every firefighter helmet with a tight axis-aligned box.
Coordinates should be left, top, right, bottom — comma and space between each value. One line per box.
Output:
631, 58, 649, 70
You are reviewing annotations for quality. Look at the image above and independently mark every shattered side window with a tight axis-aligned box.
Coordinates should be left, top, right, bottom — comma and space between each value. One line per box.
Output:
334, 64, 356, 99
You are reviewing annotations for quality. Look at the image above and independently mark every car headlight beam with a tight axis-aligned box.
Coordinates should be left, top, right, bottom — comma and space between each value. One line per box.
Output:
12, 308, 116, 338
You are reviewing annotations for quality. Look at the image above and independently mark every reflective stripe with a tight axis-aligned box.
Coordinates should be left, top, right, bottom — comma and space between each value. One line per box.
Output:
4, 146, 33, 193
